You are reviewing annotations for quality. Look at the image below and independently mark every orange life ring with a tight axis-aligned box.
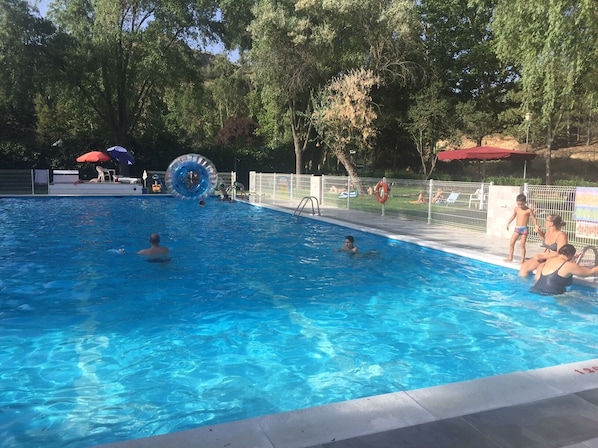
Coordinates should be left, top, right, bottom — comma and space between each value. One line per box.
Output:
375, 181, 389, 204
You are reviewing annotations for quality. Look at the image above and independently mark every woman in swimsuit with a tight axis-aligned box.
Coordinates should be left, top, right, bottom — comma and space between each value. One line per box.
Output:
519, 214, 568, 277
530, 244, 598, 295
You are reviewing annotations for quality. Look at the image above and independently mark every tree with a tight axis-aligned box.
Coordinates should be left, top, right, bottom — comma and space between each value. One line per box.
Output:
310, 68, 380, 189
405, 82, 452, 178
249, 0, 420, 175
41, 0, 220, 152
0, 0, 54, 167
488, 0, 598, 184
420, 0, 517, 144
248, 0, 329, 175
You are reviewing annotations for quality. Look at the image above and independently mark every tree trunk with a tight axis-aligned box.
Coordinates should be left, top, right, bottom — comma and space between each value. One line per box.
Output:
293, 131, 303, 175
544, 113, 562, 186
333, 148, 363, 192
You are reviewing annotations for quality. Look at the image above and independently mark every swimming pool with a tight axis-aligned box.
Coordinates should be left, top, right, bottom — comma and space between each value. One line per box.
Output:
1, 197, 597, 447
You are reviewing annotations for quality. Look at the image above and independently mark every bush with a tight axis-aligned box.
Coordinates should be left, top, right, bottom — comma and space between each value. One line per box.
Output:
486, 176, 542, 185
555, 178, 598, 187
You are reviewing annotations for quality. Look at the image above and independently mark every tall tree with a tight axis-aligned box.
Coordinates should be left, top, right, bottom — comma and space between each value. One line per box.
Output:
248, 0, 329, 175
42, 0, 220, 150
420, 0, 517, 144
405, 82, 452, 179
488, 0, 598, 184
310, 68, 380, 189
249, 0, 420, 174
0, 0, 54, 166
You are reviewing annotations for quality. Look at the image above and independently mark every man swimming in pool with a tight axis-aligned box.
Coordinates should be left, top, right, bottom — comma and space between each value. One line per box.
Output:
137, 233, 170, 260
505, 193, 539, 263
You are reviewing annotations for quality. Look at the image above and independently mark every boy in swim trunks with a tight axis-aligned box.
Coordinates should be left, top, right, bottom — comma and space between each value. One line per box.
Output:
505, 193, 539, 263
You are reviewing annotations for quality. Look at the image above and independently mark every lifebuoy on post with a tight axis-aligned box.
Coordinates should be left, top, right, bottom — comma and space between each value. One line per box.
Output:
375, 180, 389, 204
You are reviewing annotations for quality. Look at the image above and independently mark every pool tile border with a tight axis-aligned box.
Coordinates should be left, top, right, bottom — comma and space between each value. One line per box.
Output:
97, 359, 598, 448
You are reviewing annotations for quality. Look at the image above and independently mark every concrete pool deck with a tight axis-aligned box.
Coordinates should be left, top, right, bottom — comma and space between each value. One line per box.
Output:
99, 199, 598, 448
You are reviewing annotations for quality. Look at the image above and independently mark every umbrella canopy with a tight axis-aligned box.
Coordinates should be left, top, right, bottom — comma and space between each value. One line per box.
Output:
438, 146, 536, 161
106, 146, 135, 165
76, 151, 111, 163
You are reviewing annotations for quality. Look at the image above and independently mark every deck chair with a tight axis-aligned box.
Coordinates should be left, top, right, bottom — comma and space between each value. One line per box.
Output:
96, 166, 111, 182
444, 192, 460, 206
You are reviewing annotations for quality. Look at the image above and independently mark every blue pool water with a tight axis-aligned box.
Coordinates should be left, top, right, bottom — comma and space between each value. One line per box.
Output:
1, 197, 597, 447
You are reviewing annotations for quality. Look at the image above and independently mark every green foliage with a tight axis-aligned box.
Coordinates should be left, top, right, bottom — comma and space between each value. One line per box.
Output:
555, 178, 598, 187
486, 176, 542, 186
0, 0, 53, 153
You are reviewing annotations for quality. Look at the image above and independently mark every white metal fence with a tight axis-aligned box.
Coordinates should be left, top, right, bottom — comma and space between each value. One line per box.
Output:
2, 169, 597, 252
249, 172, 598, 251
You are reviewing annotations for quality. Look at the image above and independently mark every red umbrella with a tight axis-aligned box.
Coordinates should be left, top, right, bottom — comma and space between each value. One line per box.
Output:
438, 146, 536, 179
76, 151, 111, 163
437, 146, 536, 161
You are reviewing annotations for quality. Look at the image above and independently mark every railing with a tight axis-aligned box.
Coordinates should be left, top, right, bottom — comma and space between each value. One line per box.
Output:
293, 196, 321, 217
250, 173, 490, 232
248, 172, 598, 251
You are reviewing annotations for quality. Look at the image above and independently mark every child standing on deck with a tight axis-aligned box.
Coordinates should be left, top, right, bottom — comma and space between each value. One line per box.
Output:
505, 193, 539, 263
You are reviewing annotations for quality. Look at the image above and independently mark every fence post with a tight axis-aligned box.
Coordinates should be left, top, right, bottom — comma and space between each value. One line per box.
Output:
427, 179, 433, 224
290, 173, 294, 201
30, 169, 35, 195
479, 182, 484, 210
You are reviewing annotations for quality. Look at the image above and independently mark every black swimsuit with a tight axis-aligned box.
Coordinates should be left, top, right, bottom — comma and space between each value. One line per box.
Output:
530, 261, 573, 295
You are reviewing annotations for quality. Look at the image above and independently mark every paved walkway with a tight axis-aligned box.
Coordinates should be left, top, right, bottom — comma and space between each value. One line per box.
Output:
101, 199, 598, 448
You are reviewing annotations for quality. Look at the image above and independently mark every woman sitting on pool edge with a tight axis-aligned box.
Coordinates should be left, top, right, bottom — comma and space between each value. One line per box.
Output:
519, 214, 568, 277
530, 244, 598, 295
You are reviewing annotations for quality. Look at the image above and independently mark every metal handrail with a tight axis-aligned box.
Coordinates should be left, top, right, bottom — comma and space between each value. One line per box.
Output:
576, 246, 598, 267
293, 196, 321, 217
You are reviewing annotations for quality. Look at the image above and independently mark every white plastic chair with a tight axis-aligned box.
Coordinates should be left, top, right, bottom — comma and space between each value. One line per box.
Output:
96, 166, 112, 182
468, 189, 486, 208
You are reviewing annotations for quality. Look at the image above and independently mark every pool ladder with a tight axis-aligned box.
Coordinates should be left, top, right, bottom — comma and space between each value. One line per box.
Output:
293, 196, 321, 217
576, 246, 598, 267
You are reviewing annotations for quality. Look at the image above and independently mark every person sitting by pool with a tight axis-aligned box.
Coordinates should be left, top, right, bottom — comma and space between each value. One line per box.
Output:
431, 188, 444, 203
530, 244, 598, 295
336, 235, 358, 253
409, 191, 427, 204
519, 214, 568, 277
137, 233, 170, 261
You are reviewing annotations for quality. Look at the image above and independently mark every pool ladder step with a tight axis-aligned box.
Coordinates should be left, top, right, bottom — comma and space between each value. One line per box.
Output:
293, 196, 321, 217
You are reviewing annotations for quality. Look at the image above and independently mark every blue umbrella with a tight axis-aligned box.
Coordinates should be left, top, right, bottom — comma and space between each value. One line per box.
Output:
106, 146, 135, 165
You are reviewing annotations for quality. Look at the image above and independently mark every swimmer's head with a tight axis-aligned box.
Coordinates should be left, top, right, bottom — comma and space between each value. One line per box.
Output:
149, 233, 160, 245
558, 244, 576, 259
